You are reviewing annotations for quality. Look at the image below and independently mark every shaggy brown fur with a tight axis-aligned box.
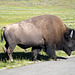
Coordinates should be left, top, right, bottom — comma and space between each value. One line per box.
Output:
25, 15, 67, 49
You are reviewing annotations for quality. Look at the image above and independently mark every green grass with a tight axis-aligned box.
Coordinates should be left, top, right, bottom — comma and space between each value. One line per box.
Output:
0, 0, 75, 70
0, 0, 75, 29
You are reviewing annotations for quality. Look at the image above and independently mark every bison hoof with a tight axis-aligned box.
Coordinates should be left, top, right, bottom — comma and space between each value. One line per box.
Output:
54, 58, 60, 61
34, 60, 41, 63
10, 59, 14, 63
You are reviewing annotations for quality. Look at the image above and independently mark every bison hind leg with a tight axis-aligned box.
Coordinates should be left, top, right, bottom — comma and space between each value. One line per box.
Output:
3, 46, 7, 53
7, 44, 16, 63
4, 42, 16, 63
3, 42, 9, 53
3, 42, 9, 62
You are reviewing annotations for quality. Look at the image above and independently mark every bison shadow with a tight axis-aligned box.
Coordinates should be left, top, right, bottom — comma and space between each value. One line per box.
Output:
0, 52, 50, 62
0, 52, 68, 62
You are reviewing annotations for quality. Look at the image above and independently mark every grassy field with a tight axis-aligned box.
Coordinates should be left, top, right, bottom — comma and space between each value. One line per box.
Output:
0, 0, 75, 70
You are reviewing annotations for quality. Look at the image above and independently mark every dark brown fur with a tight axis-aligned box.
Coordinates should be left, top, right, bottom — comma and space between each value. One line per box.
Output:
25, 15, 67, 49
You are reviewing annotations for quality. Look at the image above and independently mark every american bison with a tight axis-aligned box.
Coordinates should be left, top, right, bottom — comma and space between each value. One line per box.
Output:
1, 15, 75, 62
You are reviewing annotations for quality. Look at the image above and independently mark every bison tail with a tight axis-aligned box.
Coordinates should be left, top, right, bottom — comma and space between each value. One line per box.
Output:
1, 27, 5, 42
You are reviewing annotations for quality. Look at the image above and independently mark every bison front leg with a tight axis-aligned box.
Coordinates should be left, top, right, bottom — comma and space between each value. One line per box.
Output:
46, 44, 57, 60
32, 47, 41, 61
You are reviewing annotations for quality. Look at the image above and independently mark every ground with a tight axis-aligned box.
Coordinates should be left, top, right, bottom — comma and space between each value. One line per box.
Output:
0, 0, 75, 69
0, 56, 75, 75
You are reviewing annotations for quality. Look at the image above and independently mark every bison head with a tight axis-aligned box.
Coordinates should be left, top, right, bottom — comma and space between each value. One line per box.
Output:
63, 28, 75, 56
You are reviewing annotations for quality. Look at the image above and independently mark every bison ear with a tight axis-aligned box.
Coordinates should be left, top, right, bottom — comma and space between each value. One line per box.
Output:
70, 30, 73, 38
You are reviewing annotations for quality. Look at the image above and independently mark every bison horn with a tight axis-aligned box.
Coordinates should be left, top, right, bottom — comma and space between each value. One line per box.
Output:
70, 30, 73, 38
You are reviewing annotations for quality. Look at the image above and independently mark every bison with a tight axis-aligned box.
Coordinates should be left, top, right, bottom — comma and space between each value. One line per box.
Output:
1, 15, 75, 62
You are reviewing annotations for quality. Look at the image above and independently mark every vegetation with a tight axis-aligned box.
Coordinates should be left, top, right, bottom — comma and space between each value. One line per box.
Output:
0, 0, 75, 70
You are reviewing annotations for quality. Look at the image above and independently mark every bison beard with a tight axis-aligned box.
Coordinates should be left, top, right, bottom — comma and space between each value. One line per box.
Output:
1, 15, 75, 63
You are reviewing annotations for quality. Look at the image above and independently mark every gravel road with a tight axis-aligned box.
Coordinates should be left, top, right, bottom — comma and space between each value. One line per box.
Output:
0, 56, 75, 75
